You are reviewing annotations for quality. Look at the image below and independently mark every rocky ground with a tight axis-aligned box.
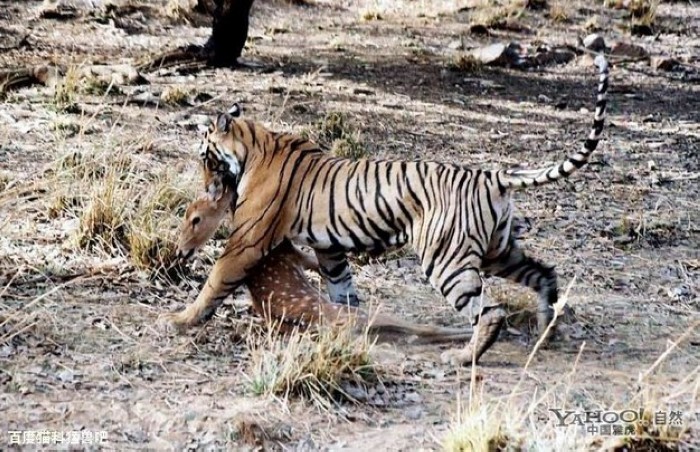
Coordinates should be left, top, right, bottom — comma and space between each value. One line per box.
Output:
0, 0, 698, 450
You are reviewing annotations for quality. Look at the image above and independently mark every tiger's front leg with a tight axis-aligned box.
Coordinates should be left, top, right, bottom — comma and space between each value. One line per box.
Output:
314, 250, 360, 307
164, 242, 264, 332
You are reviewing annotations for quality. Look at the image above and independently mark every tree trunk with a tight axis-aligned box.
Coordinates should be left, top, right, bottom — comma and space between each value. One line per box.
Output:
138, 0, 256, 72
204, 0, 256, 67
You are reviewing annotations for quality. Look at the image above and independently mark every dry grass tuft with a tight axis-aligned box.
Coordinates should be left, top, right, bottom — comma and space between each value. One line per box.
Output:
470, 0, 527, 29
548, 3, 569, 22
584, 15, 602, 31
75, 172, 129, 253
0, 171, 10, 193
53, 66, 80, 111
165, 0, 192, 19
127, 174, 191, 275
361, 10, 383, 21
443, 397, 524, 451
81, 77, 123, 96
160, 85, 192, 106
243, 320, 380, 409
49, 145, 193, 277
315, 111, 369, 159
450, 53, 484, 73
316, 111, 353, 144
605, 0, 660, 26
331, 135, 367, 160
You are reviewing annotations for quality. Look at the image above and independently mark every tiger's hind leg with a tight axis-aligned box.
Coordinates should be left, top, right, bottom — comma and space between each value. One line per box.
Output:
422, 253, 506, 365
314, 250, 360, 307
483, 240, 559, 338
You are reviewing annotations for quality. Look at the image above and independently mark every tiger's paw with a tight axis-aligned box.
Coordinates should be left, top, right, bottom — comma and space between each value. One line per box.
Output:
440, 348, 473, 367
157, 312, 191, 335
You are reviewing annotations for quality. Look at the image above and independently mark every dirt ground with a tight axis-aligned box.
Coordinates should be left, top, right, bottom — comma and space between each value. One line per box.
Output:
0, 0, 698, 450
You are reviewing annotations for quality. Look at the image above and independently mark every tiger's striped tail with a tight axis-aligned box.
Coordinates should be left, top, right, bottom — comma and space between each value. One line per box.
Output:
500, 54, 609, 190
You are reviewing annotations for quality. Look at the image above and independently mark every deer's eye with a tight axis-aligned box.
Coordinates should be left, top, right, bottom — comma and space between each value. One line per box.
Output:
192, 217, 201, 227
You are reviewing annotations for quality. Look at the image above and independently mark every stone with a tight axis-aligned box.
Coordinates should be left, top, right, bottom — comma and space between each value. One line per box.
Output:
610, 42, 649, 60
448, 39, 464, 50
469, 42, 521, 67
532, 49, 576, 67
650, 56, 679, 71
583, 33, 606, 52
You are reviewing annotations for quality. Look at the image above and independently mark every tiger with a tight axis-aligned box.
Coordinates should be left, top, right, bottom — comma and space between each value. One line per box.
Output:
163, 55, 609, 365
175, 182, 473, 342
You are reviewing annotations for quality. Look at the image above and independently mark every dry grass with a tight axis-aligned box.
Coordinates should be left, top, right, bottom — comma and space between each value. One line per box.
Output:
160, 85, 192, 106
469, 0, 527, 29
44, 143, 193, 276
360, 10, 383, 22
81, 77, 123, 96
53, 65, 80, 111
243, 318, 380, 410
75, 170, 130, 253
548, 3, 569, 23
443, 285, 699, 451
450, 53, 484, 73
316, 111, 353, 144
331, 136, 367, 160
313, 111, 369, 159
604, 0, 660, 25
127, 179, 186, 273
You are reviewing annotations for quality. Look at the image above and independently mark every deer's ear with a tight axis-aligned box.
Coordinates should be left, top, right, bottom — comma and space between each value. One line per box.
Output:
205, 178, 225, 202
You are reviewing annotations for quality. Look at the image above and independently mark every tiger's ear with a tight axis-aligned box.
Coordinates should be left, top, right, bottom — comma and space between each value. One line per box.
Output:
227, 103, 242, 117
215, 113, 232, 133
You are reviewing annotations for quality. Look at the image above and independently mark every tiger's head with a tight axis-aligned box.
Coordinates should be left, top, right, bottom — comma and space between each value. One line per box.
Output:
197, 103, 249, 192
176, 178, 234, 260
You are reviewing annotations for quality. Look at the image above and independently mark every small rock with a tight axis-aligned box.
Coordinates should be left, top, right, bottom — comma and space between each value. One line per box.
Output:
469, 24, 490, 36
469, 42, 521, 67
650, 56, 679, 71
667, 285, 691, 302
610, 42, 649, 59
448, 39, 464, 50
538, 94, 552, 103
478, 80, 505, 90
583, 33, 606, 52
631, 24, 654, 37
647, 160, 657, 171
532, 49, 576, 67
0, 345, 14, 358
341, 384, 369, 402
370, 396, 386, 406
404, 392, 422, 404
352, 87, 375, 96
56, 369, 74, 383
405, 406, 423, 420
